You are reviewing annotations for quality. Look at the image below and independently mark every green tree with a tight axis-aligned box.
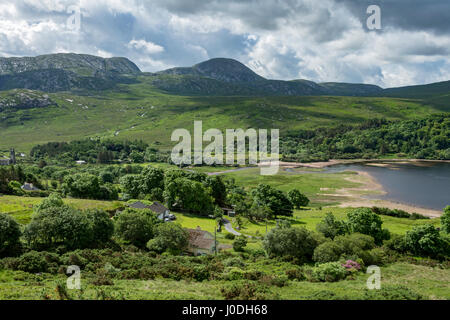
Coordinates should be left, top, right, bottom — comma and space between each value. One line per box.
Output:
347, 208, 390, 245
114, 208, 157, 248
139, 166, 164, 194
119, 174, 141, 199
24, 205, 93, 250
0, 213, 22, 257
287, 189, 310, 209
405, 224, 444, 257
164, 178, 214, 215
34, 193, 64, 213
441, 206, 450, 234
233, 236, 248, 252
263, 226, 318, 263
316, 212, 348, 239
146, 223, 188, 254
252, 184, 293, 218
86, 209, 114, 244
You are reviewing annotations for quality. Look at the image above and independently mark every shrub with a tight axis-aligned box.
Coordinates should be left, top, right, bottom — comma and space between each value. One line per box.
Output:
263, 226, 318, 263
441, 206, 450, 234
313, 241, 342, 263
225, 233, 236, 240
86, 209, 114, 244
316, 213, 348, 239
146, 223, 188, 254
371, 207, 410, 218
311, 262, 347, 282
16, 251, 57, 273
285, 268, 305, 281
220, 281, 274, 300
233, 236, 248, 252
384, 234, 408, 253
24, 205, 93, 250
114, 208, 157, 248
363, 285, 423, 300
409, 213, 430, 220
0, 213, 22, 257
405, 224, 444, 258
347, 208, 390, 245
287, 189, 309, 209
223, 257, 246, 268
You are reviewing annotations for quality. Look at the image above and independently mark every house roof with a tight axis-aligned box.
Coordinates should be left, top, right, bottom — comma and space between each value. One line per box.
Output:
128, 201, 151, 209
21, 182, 40, 191
186, 227, 215, 250
149, 201, 169, 214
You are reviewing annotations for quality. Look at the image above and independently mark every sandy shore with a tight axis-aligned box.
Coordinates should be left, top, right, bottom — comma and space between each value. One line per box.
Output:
320, 169, 443, 218
277, 158, 450, 169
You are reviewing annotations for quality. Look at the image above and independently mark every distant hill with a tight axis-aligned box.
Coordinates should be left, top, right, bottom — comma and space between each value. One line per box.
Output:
0, 53, 448, 100
0, 53, 140, 92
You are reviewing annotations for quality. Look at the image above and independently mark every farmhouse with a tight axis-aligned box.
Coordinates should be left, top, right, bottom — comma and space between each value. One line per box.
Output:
186, 227, 216, 256
21, 182, 40, 191
128, 201, 174, 221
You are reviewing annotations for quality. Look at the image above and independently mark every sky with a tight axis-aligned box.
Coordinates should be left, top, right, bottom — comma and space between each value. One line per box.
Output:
1, 0, 450, 88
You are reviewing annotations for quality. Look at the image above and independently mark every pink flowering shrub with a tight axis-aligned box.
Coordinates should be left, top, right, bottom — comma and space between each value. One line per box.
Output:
342, 260, 361, 271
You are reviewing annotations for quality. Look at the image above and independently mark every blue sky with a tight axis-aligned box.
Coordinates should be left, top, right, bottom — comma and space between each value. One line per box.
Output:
1, 0, 450, 88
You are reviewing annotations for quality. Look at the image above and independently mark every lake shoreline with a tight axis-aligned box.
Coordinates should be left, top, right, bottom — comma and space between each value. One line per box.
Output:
330, 169, 443, 218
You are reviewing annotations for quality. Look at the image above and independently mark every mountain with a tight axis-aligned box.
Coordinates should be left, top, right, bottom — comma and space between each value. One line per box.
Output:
158, 58, 265, 83
319, 82, 383, 96
0, 53, 140, 92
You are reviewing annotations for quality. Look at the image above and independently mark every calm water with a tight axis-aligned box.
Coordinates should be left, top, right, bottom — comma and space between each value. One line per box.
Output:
324, 162, 450, 211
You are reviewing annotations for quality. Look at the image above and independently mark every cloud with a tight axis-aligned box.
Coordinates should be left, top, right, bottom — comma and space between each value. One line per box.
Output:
128, 39, 165, 54
0, 0, 449, 87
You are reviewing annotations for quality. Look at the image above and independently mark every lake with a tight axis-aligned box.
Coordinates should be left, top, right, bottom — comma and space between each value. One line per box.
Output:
324, 162, 450, 211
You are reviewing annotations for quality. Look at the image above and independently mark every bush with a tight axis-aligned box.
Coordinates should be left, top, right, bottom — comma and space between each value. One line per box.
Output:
233, 236, 248, 252
285, 268, 305, 281
363, 285, 423, 300
24, 205, 93, 250
384, 234, 408, 253
347, 208, 390, 245
16, 251, 60, 273
86, 209, 115, 244
313, 241, 342, 263
371, 207, 410, 218
0, 213, 22, 257
311, 262, 347, 282
441, 206, 450, 234
405, 224, 445, 258
146, 223, 188, 254
220, 281, 275, 300
223, 257, 246, 268
225, 233, 236, 240
114, 208, 157, 248
316, 212, 348, 239
263, 226, 318, 263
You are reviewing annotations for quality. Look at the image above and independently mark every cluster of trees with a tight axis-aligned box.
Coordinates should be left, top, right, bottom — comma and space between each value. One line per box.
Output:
281, 114, 450, 162
0, 165, 43, 195
120, 166, 310, 218
61, 173, 118, 200
30, 139, 169, 164
263, 207, 450, 264
0, 193, 189, 256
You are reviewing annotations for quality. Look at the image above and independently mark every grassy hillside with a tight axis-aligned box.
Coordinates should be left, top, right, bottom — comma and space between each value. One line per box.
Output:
0, 78, 444, 153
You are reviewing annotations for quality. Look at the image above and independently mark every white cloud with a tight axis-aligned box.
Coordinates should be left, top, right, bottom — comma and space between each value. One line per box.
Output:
127, 39, 165, 54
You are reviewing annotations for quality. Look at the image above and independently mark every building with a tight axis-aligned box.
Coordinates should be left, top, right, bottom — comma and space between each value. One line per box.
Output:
221, 207, 236, 217
21, 182, 40, 191
75, 160, 87, 165
0, 149, 16, 166
186, 227, 216, 256
128, 201, 174, 221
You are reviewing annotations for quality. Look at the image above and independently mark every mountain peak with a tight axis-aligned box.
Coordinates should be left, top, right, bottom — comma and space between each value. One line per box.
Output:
158, 58, 265, 83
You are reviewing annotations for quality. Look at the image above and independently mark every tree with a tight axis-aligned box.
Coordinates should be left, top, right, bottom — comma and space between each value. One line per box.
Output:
63, 173, 118, 200
405, 224, 444, 257
441, 206, 450, 234
287, 189, 310, 209
139, 166, 164, 194
24, 205, 93, 250
263, 226, 318, 263
233, 236, 248, 252
0, 213, 22, 257
86, 209, 114, 244
34, 193, 64, 213
204, 176, 227, 206
346, 208, 390, 245
316, 212, 348, 239
119, 174, 141, 199
251, 184, 293, 218
146, 223, 188, 254
164, 178, 214, 215
114, 208, 158, 248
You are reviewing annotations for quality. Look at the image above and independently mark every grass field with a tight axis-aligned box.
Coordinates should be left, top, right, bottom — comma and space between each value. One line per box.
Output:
0, 262, 448, 300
